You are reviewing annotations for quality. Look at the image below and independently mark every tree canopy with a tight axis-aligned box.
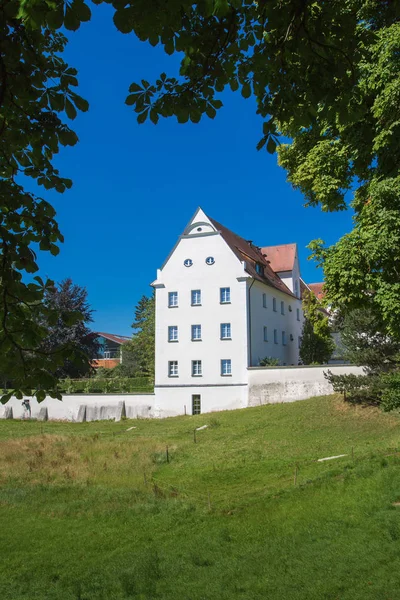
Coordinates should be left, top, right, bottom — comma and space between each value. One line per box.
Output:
126, 293, 155, 377
299, 290, 334, 365
1, 0, 399, 396
40, 278, 99, 379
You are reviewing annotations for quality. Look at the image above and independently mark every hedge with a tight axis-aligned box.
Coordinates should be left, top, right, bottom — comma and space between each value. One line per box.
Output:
58, 377, 154, 395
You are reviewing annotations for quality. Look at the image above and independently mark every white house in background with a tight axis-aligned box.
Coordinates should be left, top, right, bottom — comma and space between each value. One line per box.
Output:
151, 208, 308, 417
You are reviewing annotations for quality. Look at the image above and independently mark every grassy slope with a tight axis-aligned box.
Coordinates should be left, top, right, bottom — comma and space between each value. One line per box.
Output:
0, 395, 400, 599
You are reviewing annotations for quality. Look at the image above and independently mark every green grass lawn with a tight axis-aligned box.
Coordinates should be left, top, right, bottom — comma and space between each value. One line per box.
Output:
1, 395, 400, 599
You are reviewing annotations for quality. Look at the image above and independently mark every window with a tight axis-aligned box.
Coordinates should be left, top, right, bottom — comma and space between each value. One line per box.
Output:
191, 289, 201, 306
263, 326, 268, 342
220, 287, 231, 303
168, 361, 178, 377
255, 263, 264, 275
296, 308, 300, 321
294, 279, 299, 297
191, 324, 202, 341
298, 336, 302, 349
192, 360, 202, 376
168, 326, 178, 342
168, 291, 178, 307
273, 297, 277, 312
192, 394, 201, 415
282, 331, 286, 346
274, 329, 278, 344
220, 323, 231, 339
221, 359, 232, 376
281, 301, 285, 315
262, 293, 267, 308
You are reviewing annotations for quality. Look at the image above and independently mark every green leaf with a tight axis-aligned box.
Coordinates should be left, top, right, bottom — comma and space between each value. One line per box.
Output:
206, 105, 217, 119
129, 83, 143, 93
36, 390, 46, 403
64, 6, 81, 31
65, 98, 77, 120
165, 40, 174, 55
150, 109, 159, 124
241, 83, 251, 99
256, 136, 267, 151
71, 93, 89, 112
113, 8, 133, 34
46, 7, 64, 29
73, 0, 91, 22
125, 94, 138, 106
267, 136, 277, 154
137, 110, 149, 124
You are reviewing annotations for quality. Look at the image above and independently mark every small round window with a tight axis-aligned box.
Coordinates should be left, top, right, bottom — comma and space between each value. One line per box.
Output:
184, 258, 193, 267
205, 256, 215, 265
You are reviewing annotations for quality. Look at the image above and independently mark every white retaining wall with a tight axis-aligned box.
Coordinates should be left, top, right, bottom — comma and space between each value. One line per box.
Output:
0, 394, 155, 421
248, 364, 365, 406
0, 365, 366, 421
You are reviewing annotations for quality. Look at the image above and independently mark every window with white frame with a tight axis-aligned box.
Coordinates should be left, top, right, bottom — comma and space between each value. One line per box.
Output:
263, 326, 268, 341
168, 326, 178, 342
221, 359, 232, 376
297, 308, 300, 321
192, 360, 202, 376
191, 324, 202, 341
273, 297, 277, 312
220, 323, 231, 339
168, 291, 178, 307
282, 331, 286, 346
263, 293, 267, 308
168, 361, 178, 377
281, 301, 285, 315
220, 287, 231, 303
274, 329, 278, 344
191, 289, 201, 306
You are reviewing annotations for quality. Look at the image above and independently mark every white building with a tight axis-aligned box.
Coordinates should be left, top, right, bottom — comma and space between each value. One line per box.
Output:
151, 208, 310, 417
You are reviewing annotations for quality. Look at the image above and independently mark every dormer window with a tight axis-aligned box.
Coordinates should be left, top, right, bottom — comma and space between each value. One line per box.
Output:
255, 263, 264, 275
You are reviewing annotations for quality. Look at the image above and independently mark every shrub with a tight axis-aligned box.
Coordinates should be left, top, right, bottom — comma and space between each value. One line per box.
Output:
325, 370, 383, 405
380, 372, 400, 412
259, 356, 280, 367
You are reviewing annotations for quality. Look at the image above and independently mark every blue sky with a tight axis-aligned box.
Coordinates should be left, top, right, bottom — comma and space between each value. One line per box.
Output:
35, 4, 354, 336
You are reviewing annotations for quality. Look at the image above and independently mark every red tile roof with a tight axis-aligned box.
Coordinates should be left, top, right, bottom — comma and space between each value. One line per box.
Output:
307, 283, 325, 301
208, 216, 295, 298
261, 243, 297, 272
95, 332, 131, 345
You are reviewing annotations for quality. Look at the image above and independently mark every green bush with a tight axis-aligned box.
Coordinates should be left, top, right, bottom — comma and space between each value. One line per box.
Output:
325, 370, 387, 406
380, 372, 400, 412
58, 377, 153, 394
258, 356, 280, 367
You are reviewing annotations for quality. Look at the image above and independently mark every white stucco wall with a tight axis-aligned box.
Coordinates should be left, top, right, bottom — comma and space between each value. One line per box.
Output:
153, 209, 249, 392
248, 280, 303, 367
0, 394, 155, 421
248, 365, 365, 406
154, 384, 248, 417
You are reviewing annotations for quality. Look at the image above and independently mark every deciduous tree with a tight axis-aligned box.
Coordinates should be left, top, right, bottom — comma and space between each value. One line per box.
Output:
299, 290, 334, 365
